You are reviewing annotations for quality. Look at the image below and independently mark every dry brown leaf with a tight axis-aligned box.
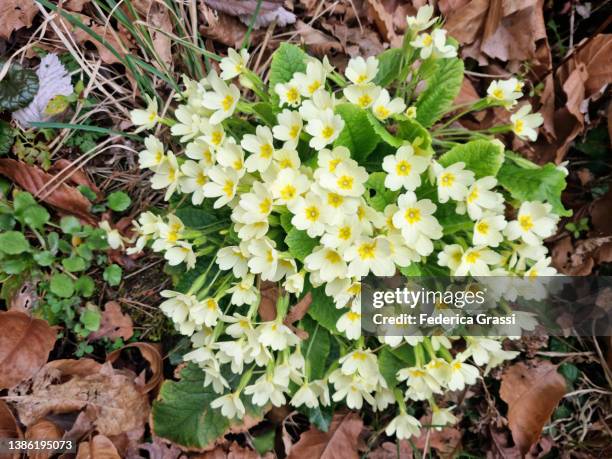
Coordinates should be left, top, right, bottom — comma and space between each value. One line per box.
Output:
500, 360, 566, 455
0, 158, 96, 225
12, 359, 149, 438
130, 0, 173, 69
0, 0, 38, 40
0, 310, 57, 390
137, 437, 186, 459
25, 419, 64, 459
76, 435, 121, 459
49, 159, 102, 200
365, 0, 398, 45
284, 292, 312, 325
204, 0, 295, 28
64, 0, 91, 12
368, 440, 413, 459
106, 342, 163, 394
199, 4, 246, 48
296, 21, 343, 56
0, 400, 21, 459
89, 301, 134, 342
414, 415, 462, 458
287, 411, 364, 459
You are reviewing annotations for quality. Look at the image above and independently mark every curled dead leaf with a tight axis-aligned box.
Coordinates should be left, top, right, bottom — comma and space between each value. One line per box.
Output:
49, 159, 102, 200
415, 415, 462, 458
0, 0, 38, 40
76, 435, 121, 459
500, 360, 566, 455
368, 440, 413, 459
0, 400, 21, 459
89, 301, 134, 342
25, 419, 64, 459
0, 158, 96, 225
11, 360, 149, 438
106, 342, 163, 394
0, 310, 57, 390
287, 411, 364, 459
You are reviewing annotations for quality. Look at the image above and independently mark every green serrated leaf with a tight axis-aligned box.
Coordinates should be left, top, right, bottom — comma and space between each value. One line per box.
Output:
269, 43, 307, 94
366, 172, 400, 212
152, 364, 265, 449
333, 103, 379, 162
107, 191, 131, 212
307, 286, 343, 333
396, 118, 432, 153
0, 61, 39, 112
416, 58, 464, 127
285, 227, 318, 262
497, 161, 571, 216
252, 102, 278, 126
50, 273, 75, 298
374, 48, 404, 86
0, 231, 30, 254
439, 139, 504, 178
378, 347, 406, 388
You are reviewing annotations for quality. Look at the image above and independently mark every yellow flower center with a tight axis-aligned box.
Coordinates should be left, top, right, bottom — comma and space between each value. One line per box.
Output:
289, 124, 300, 139
395, 160, 412, 177
206, 299, 217, 310
327, 193, 344, 208
280, 184, 296, 200
357, 94, 372, 108
467, 187, 479, 203
278, 158, 293, 169
357, 206, 365, 220
422, 33, 433, 46
519, 215, 533, 231
307, 80, 321, 94
154, 151, 164, 163
328, 158, 341, 172
356, 74, 368, 84
286, 87, 299, 103
325, 251, 342, 264
337, 175, 354, 191
410, 369, 425, 377
352, 351, 367, 361
266, 249, 275, 263
168, 167, 177, 182
305, 206, 320, 222
222, 179, 234, 197
357, 241, 376, 260
404, 207, 421, 224
348, 284, 361, 295
211, 131, 223, 146
465, 251, 480, 264
339, 226, 352, 240
196, 171, 207, 186
453, 362, 462, 370
347, 311, 360, 321
440, 172, 455, 187
514, 119, 524, 134
260, 143, 273, 159
492, 88, 504, 100
375, 105, 390, 119
476, 221, 489, 234
232, 159, 243, 170
321, 125, 335, 140
259, 198, 272, 215
221, 94, 234, 111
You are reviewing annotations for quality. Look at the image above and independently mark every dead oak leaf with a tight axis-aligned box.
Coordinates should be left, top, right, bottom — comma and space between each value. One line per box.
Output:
76, 434, 121, 459
0, 400, 22, 459
368, 440, 413, 458
25, 419, 63, 459
500, 360, 566, 455
11, 359, 149, 438
0, 0, 38, 40
287, 411, 364, 459
0, 158, 96, 225
89, 301, 134, 342
0, 310, 57, 390
106, 342, 163, 394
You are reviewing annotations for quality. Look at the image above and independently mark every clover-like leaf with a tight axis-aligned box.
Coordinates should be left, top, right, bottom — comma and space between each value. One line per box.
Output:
0, 61, 39, 112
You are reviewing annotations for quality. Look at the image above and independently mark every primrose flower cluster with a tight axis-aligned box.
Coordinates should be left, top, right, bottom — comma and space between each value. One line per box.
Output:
127, 4, 560, 440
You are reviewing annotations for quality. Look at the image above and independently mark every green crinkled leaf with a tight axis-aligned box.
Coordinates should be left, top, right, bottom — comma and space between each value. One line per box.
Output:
439, 139, 504, 179
366, 112, 403, 147
307, 286, 343, 333
378, 347, 405, 388
435, 201, 473, 235
0, 120, 15, 155
497, 161, 571, 216
301, 316, 331, 380
269, 43, 307, 93
415, 58, 464, 128
366, 172, 400, 212
374, 48, 404, 86
152, 363, 265, 449
334, 103, 379, 162
285, 227, 318, 262
0, 62, 39, 112
175, 204, 225, 228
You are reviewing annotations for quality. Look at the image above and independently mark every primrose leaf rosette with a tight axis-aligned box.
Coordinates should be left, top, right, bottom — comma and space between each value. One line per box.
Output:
124, 5, 568, 449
